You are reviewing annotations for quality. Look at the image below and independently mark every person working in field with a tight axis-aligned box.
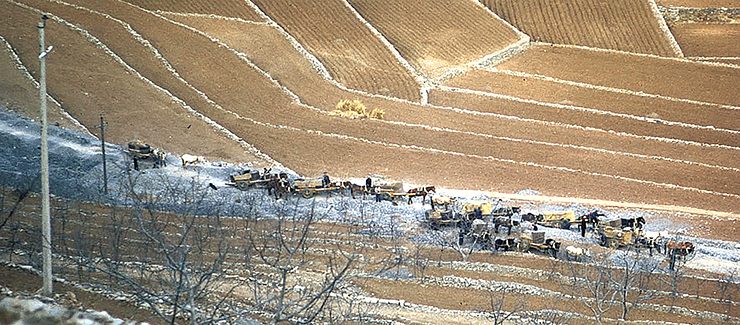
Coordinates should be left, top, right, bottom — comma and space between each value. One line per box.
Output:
322, 171, 331, 188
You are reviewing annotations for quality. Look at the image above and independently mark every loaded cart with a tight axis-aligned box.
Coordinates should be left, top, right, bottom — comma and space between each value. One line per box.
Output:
292, 178, 342, 198
226, 170, 271, 190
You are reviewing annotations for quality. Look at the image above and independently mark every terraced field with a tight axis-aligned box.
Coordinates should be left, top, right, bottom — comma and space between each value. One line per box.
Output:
1, 190, 738, 325
345, 0, 524, 78
122, 0, 264, 21
1, 0, 740, 323
670, 23, 740, 58
480, 0, 681, 57
250, 0, 422, 102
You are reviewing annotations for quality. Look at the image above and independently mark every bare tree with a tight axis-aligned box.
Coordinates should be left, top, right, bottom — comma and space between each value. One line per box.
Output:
241, 197, 370, 324
717, 269, 740, 320
484, 290, 528, 325
660, 259, 687, 312
561, 253, 616, 325
607, 247, 664, 321
429, 223, 484, 262
65, 169, 241, 325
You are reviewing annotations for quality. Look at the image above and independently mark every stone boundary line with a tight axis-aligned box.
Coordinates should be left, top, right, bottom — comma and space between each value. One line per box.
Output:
227, 111, 740, 200
338, 0, 428, 103
438, 85, 740, 136
649, 0, 684, 57
42, 0, 290, 170
0, 35, 91, 136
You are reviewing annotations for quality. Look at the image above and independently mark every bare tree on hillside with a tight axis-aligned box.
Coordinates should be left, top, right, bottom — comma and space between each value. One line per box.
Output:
607, 247, 664, 321
69, 169, 241, 325
484, 290, 528, 325
660, 259, 687, 312
561, 253, 616, 325
241, 197, 373, 324
429, 223, 483, 262
717, 269, 740, 320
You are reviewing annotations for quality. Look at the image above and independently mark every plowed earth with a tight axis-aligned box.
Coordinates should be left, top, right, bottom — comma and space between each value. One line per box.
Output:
345, 0, 522, 78
480, 0, 679, 57
250, 0, 422, 102
670, 23, 740, 58
495, 44, 740, 107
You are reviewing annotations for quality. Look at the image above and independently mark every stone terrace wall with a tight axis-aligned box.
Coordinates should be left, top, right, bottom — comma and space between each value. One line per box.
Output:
659, 6, 740, 22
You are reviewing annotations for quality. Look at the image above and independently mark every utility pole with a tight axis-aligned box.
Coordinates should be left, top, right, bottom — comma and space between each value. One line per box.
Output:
38, 14, 54, 297
95, 114, 108, 194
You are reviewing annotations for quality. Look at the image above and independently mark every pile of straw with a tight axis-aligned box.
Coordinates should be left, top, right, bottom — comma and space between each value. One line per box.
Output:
329, 99, 384, 120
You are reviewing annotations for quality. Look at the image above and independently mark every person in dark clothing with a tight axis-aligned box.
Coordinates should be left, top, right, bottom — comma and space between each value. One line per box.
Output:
322, 172, 330, 188
580, 216, 587, 237
133, 157, 139, 171
365, 177, 372, 190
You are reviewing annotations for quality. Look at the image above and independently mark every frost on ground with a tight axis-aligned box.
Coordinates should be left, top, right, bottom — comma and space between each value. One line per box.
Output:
0, 107, 738, 276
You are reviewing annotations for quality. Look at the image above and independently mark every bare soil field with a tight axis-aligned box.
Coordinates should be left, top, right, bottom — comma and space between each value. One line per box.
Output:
0, 1, 256, 163
438, 69, 740, 139
345, 0, 523, 78
2, 0, 740, 214
121, 0, 264, 22
0, 37, 86, 134
250, 0, 422, 102
160, 15, 740, 214
495, 43, 740, 107
670, 23, 740, 57
480, 0, 679, 57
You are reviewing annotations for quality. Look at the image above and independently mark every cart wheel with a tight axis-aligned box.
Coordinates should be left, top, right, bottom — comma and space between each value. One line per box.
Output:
606, 238, 619, 249
518, 239, 530, 252
236, 182, 249, 191
560, 218, 571, 229
301, 189, 315, 198
381, 192, 392, 201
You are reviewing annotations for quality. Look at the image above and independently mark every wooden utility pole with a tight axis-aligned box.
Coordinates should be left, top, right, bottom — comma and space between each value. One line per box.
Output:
38, 14, 53, 296
95, 114, 108, 194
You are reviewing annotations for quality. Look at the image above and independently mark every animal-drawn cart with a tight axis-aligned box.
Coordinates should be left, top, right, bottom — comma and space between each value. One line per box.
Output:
226, 170, 271, 190
522, 211, 576, 229
124, 140, 166, 169
292, 178, 342, 198
518, 231, 561, 257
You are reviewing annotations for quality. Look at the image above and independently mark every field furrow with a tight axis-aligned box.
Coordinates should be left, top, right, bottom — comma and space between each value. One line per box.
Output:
250, 0, 421, 101
496, 43, 740, 107
179, 15, 740, 174
0, 0, 254, 162
440, 68, 740, 133
120, 0, 264, 22
481, 0, 678, 56
345, 0, 522, 78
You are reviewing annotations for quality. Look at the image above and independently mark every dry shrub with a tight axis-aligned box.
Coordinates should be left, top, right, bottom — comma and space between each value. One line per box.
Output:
333, 99, 384, 120
328, 110, 364, 119
336, 99, 366, 116
368, 108, 385, 120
